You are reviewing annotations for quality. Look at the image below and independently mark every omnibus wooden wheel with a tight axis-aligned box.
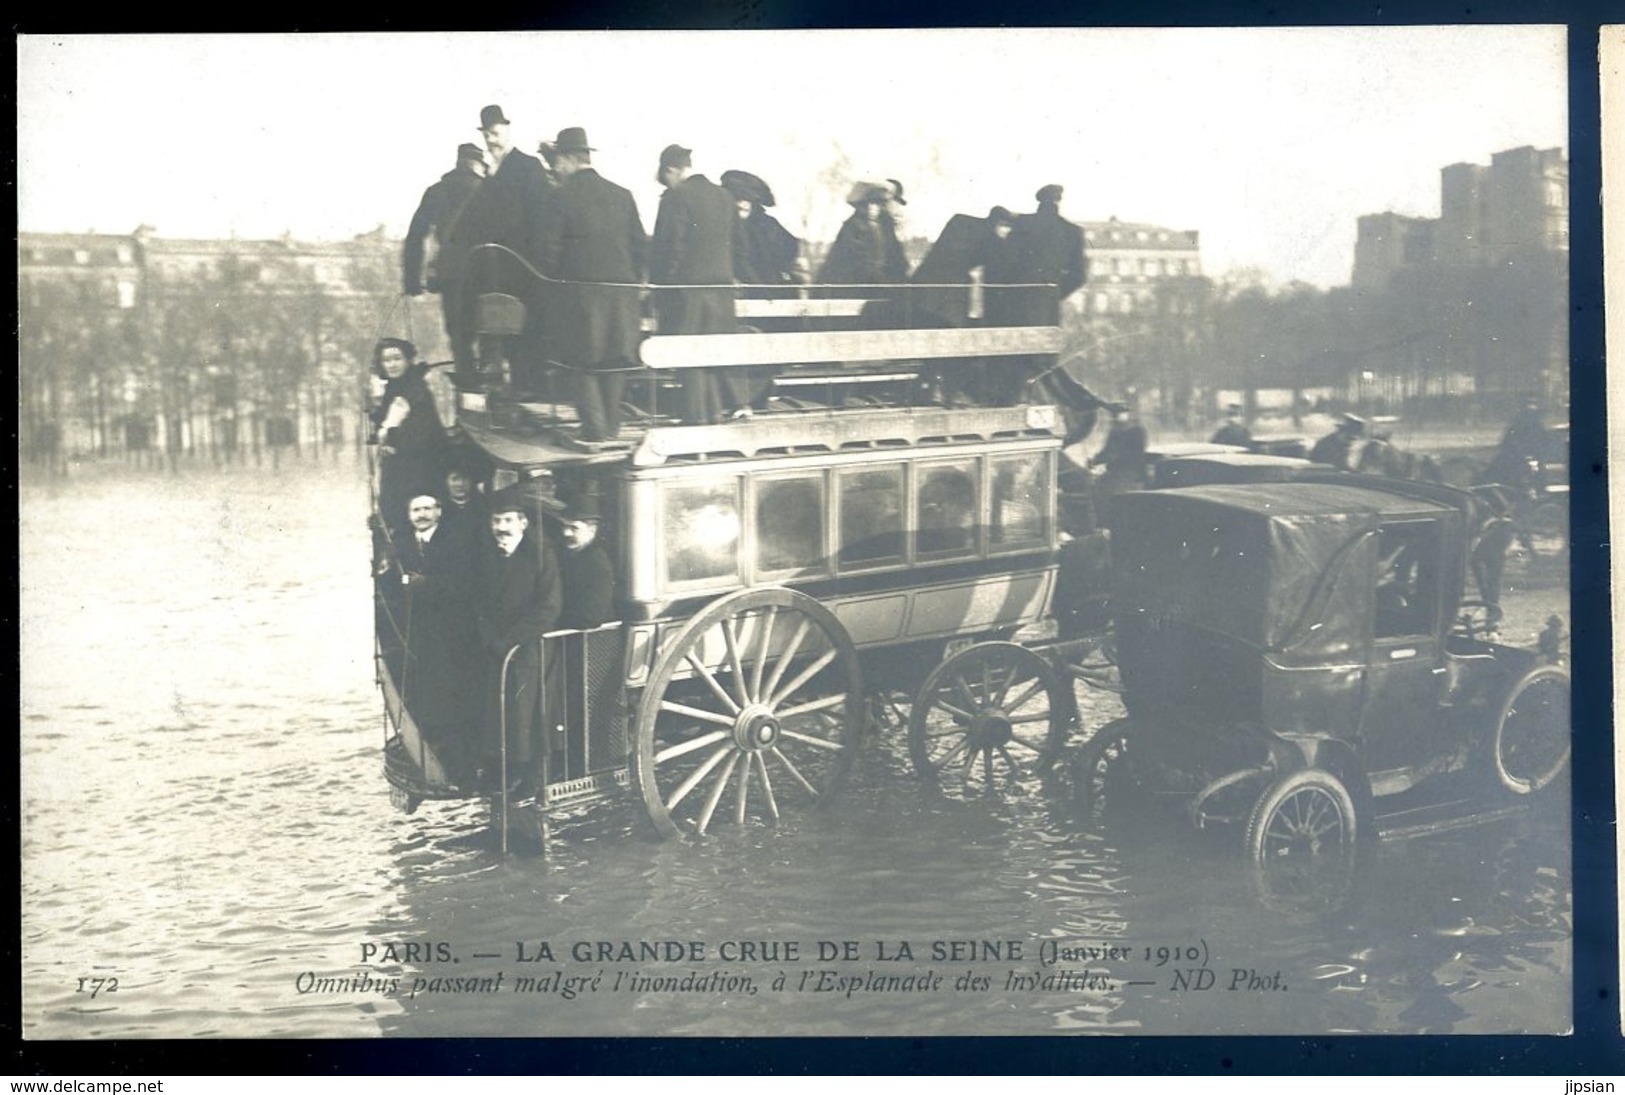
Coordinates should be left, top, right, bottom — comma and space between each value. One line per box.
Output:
908, 641, 1071, 798
632, 588, 862, 839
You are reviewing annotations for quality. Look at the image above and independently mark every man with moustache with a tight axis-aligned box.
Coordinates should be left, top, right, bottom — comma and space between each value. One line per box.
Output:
651, 143, 744, 424
457, 105, 555, 391
393, 491, 480, 784
476, 488, 562, 795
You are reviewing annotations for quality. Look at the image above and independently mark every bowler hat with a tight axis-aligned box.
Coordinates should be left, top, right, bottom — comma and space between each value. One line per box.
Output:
553, 127, 595, 155
721, 169, 775, 207
1036, 184, 1064, 204
478, 104, 510, 129
543, 491, 603, 523
456, 142, 485, 164
536, 140, 558, 166
488, 485, 530, 517
658, 143, 692, 170
988, 205, 1014, 225
885, 178, 907, 205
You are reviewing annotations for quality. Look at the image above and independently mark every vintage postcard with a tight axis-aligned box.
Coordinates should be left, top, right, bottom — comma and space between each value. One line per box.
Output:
19, 27, 1574, 1041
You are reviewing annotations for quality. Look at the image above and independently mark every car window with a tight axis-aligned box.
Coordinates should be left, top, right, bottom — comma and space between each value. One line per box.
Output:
1374, 520, 1440, 639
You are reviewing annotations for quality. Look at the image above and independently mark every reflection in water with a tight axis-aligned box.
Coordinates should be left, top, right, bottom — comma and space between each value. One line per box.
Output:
20, 464, 1570, 1038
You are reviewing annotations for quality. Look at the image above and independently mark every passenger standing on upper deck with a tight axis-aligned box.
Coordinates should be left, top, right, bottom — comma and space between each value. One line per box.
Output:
909, 206, 1016, 328
818, 183, 908, 287
984, 184, 1088, 405
986, 184, 1088, 326
457, 105, 556, 391
476, 488, 562, 796
652, 144, 746, 425
541, 127, 648, 451
403, 143, 487, 377
721, 169, 804, 291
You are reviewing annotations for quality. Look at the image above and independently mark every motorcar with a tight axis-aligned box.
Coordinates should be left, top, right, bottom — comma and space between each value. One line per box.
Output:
1079, 479, 1569, 876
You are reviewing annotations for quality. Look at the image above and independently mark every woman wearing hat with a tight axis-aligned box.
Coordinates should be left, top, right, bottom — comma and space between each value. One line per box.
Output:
721, 169, 804, 293
370, 337, 448, 534
816, 182, 908, 287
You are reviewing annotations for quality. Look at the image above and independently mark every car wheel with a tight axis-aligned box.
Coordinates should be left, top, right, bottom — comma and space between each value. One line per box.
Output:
1489, 665, 1570, 795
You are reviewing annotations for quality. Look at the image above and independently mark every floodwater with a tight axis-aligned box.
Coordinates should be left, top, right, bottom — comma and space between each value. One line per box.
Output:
20, 459, 1571, 1039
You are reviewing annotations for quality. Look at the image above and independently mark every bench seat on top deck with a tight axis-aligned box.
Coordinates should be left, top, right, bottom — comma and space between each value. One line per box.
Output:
638, 325, 1063, 370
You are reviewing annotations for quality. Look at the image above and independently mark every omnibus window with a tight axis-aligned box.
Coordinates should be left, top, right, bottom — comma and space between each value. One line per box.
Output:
918, 461, 979, 557
1374, 520, 1440, 639
839, 466, 905, 569
756, 476, 825, 575
990, 455, 1048, 549
664, 480, 741, 586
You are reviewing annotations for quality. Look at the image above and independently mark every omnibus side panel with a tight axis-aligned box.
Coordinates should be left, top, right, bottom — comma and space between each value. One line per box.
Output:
905, 568, 1054, 640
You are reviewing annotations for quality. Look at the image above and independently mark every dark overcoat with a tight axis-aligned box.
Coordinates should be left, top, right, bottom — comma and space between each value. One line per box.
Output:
907, 213, 1005, 326
403, 166, 485, 295
985, 203, 1088, 325
372, 365, 447, 531
818, 212, 907, 285
476, 531, 563, 766
733, 208, 802, 289
457, 148, 553, 269
558, 542, 616, 631
396, 521, 481, 774
651, 173, 737, 334
543, 167, 647, 366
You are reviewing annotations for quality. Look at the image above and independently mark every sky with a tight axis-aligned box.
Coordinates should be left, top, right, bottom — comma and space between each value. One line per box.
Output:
17, 27, 1567, 288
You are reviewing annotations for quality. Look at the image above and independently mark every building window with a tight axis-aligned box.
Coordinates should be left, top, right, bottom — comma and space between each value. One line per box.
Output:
73, 249, 90, 265
1118, 295, 1135, 315
1135, 230, 1148, 242
1142, 259, 1160, 276
117, 245, 133, 264
1092, 292, 1110, 314
117, 280, 137, 309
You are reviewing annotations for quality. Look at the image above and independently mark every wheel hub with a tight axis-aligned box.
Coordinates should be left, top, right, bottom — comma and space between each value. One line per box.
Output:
733, 705, 780, 752
968, 710, 1014, 749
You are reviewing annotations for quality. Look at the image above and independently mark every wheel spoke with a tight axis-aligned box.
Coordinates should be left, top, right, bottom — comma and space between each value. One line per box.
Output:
993, 664, 1023, 707
760, 617, 812, 704
932, 700, 976, 723
925, 725, 971, 740
754, 752, 780, 821
1008, 710, 1053, 725
696, 751, 742, 835
721, 617, 748, 707
654, 727, 729, 763
1002, 676, 1045, 713
996, 744, 1020, 773
952, 673, 981, 715
931, 737, 971, 773
769, 647, 839, 709
748, 607, 777, 703
666, 743, 735, 812
685, 651, 742, 715
1005, 734, 1043, 754
658, 700, 735, 729
777, 691, 848, 720
779, 726, 844, 752
734, 751, 751, 826
768, 745, 819, 798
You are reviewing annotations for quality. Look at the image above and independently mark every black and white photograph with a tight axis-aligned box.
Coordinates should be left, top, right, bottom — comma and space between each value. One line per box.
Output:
18, 28, 1575, 1042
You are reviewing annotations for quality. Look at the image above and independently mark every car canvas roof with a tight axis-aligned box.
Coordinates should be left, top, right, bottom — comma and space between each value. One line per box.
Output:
1157, 481, 1454, 520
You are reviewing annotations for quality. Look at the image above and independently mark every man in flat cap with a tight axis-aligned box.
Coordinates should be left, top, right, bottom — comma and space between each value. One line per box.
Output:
1211, 403, 1252, 447
454, 105, 557, 392
651, 143, 746, 424
403, 142, 488, 377
540, 127, 648, 449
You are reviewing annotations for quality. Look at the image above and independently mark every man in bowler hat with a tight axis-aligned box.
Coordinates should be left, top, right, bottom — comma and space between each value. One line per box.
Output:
476, 487, 562, 794
456, 105, 556, 391
539, 127, 648, 449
